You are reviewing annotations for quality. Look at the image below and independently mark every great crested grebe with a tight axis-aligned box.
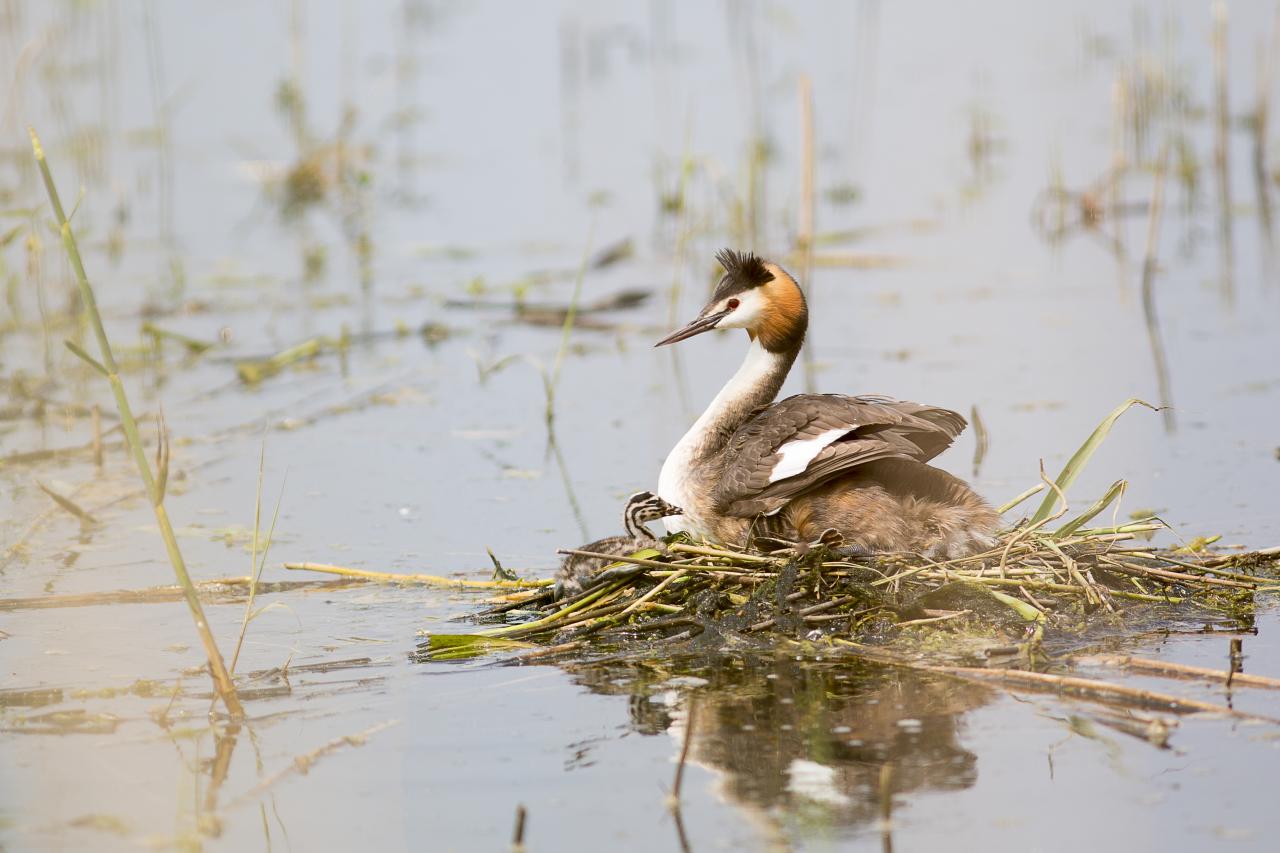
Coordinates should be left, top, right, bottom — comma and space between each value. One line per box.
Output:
655, 249, 999, 558
554, 490, 683, 598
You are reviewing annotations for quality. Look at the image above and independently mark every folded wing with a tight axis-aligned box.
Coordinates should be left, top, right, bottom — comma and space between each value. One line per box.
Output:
713, 394, 967, 517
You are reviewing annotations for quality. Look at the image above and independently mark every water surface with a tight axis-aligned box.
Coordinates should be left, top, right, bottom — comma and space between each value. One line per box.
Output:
2, 2, 1279, 850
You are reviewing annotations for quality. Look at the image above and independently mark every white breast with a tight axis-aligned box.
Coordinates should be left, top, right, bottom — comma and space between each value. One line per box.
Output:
658, 435, 700, 535
656, 338, 789, 540
769, 427, 852, 483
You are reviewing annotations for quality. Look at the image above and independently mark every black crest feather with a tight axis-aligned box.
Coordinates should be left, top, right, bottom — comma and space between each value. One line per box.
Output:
715, 249, 774, 290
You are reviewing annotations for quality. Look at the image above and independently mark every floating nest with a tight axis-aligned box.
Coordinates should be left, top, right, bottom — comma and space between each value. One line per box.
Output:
417, 401, 1280, 663
418, 519, 1280, 662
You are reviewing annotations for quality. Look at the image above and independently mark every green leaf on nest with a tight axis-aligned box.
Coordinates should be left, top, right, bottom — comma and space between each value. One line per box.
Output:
986, 588, 1046, 623
420, 633, 533, 661
1030, 398, 1157, 525
1055, 479, 1127, 539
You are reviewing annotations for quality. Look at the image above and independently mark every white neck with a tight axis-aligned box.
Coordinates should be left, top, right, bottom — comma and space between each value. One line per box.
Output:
687, 339, 784, 448
658, 339, 791, 527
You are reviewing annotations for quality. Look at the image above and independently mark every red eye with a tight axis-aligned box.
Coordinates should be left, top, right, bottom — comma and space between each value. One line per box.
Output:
727, 298, 740, 310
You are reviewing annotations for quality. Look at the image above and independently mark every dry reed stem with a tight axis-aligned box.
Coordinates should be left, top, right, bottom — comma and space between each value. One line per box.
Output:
1140, 142, 1174, 429
930, 665, 1279, 723
893, 610, 971, 629
0, 576, 358, 612
620, 568, 687, 616
993, 484, 1044, 512
997, 462, 1071, 578
914, 572, 1182, 604
557, 548, 687, 572
797, 73, 817, 394
284, 562, 551, 589
511, 804, 527, 852
667, 543, 772, 563
1078, 654, 1280, 689
1098, 556, 1256, 589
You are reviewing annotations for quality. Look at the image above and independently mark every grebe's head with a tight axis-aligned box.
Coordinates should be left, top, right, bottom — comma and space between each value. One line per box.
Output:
622, 490, 683, 539
655, 249, 807, 352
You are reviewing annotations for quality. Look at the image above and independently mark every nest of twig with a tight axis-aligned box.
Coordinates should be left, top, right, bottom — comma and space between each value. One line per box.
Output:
418, 519, 1280, 661
418, 401, 1280, 662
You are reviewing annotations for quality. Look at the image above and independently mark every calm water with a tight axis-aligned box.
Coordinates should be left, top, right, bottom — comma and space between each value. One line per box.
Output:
2, 1, 1279, 850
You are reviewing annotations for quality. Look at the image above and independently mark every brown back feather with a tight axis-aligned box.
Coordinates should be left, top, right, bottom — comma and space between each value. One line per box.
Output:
712, 395, 967, 517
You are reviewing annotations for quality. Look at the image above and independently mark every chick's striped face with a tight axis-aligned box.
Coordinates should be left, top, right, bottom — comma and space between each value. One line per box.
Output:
622, 490, 683, 539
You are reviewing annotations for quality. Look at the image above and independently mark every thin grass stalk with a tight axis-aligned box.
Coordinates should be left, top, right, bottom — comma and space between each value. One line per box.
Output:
1082, 653, 1280, 689
29, 127, 244, 717
1212, 0, 1235, 303
284, 562, 551, 589
1140, 143, 1174, 431
797, 73, 817, 393
229, 447, 286, 675
1055, 479, 1127, 539
545, 223, 595, 425
996, 482, 1044, 515
970, 404, 988, 478
1097, 556, 1256, 589
1029, 399, 1155, 525
930, 665, 1277, 723
231, 441, 267, 675
667, 127, 694, 332
667, 542, 773, 563
480, 578, 630, 638
620, 568, 687, 616
1043, 538, 1108, 610
1001, 462, 1072, 575
1254, 13, 1277, 234
1109, 75, 1128, 259
511, 803, 527, 852
913, 573, 1181, 604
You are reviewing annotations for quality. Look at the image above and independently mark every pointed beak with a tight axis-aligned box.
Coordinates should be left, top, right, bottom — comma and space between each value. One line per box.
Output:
654, 308, 731, 347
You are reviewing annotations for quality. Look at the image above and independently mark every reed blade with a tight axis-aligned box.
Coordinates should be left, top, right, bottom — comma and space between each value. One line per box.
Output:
29, 127, 244, 717
1029, 398, 1156, 525
1055, 479, 1127, 539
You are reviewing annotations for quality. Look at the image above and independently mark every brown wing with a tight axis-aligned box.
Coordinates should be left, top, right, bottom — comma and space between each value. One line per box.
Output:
713, 394, 967, 517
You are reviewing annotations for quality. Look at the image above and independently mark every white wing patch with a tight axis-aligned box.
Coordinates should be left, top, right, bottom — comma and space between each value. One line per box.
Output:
768, 427, 853, 483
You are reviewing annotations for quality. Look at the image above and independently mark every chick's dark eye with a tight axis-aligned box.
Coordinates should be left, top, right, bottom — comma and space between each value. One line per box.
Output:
727, 298, 740, 310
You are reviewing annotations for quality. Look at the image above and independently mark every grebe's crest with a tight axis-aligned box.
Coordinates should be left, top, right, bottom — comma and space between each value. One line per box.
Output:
655, 250, 805, 353
712, 249, 774, 302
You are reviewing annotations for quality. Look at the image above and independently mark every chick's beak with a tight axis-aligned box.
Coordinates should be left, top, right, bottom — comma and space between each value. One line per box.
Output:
654, 307, 731, 347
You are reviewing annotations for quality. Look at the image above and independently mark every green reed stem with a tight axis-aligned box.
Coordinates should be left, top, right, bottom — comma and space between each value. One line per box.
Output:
30, 127, 244, 717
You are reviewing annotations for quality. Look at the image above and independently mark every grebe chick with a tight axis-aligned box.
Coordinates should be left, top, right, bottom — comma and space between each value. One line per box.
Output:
553, 491, 683, 599
655, 249, 999, 558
